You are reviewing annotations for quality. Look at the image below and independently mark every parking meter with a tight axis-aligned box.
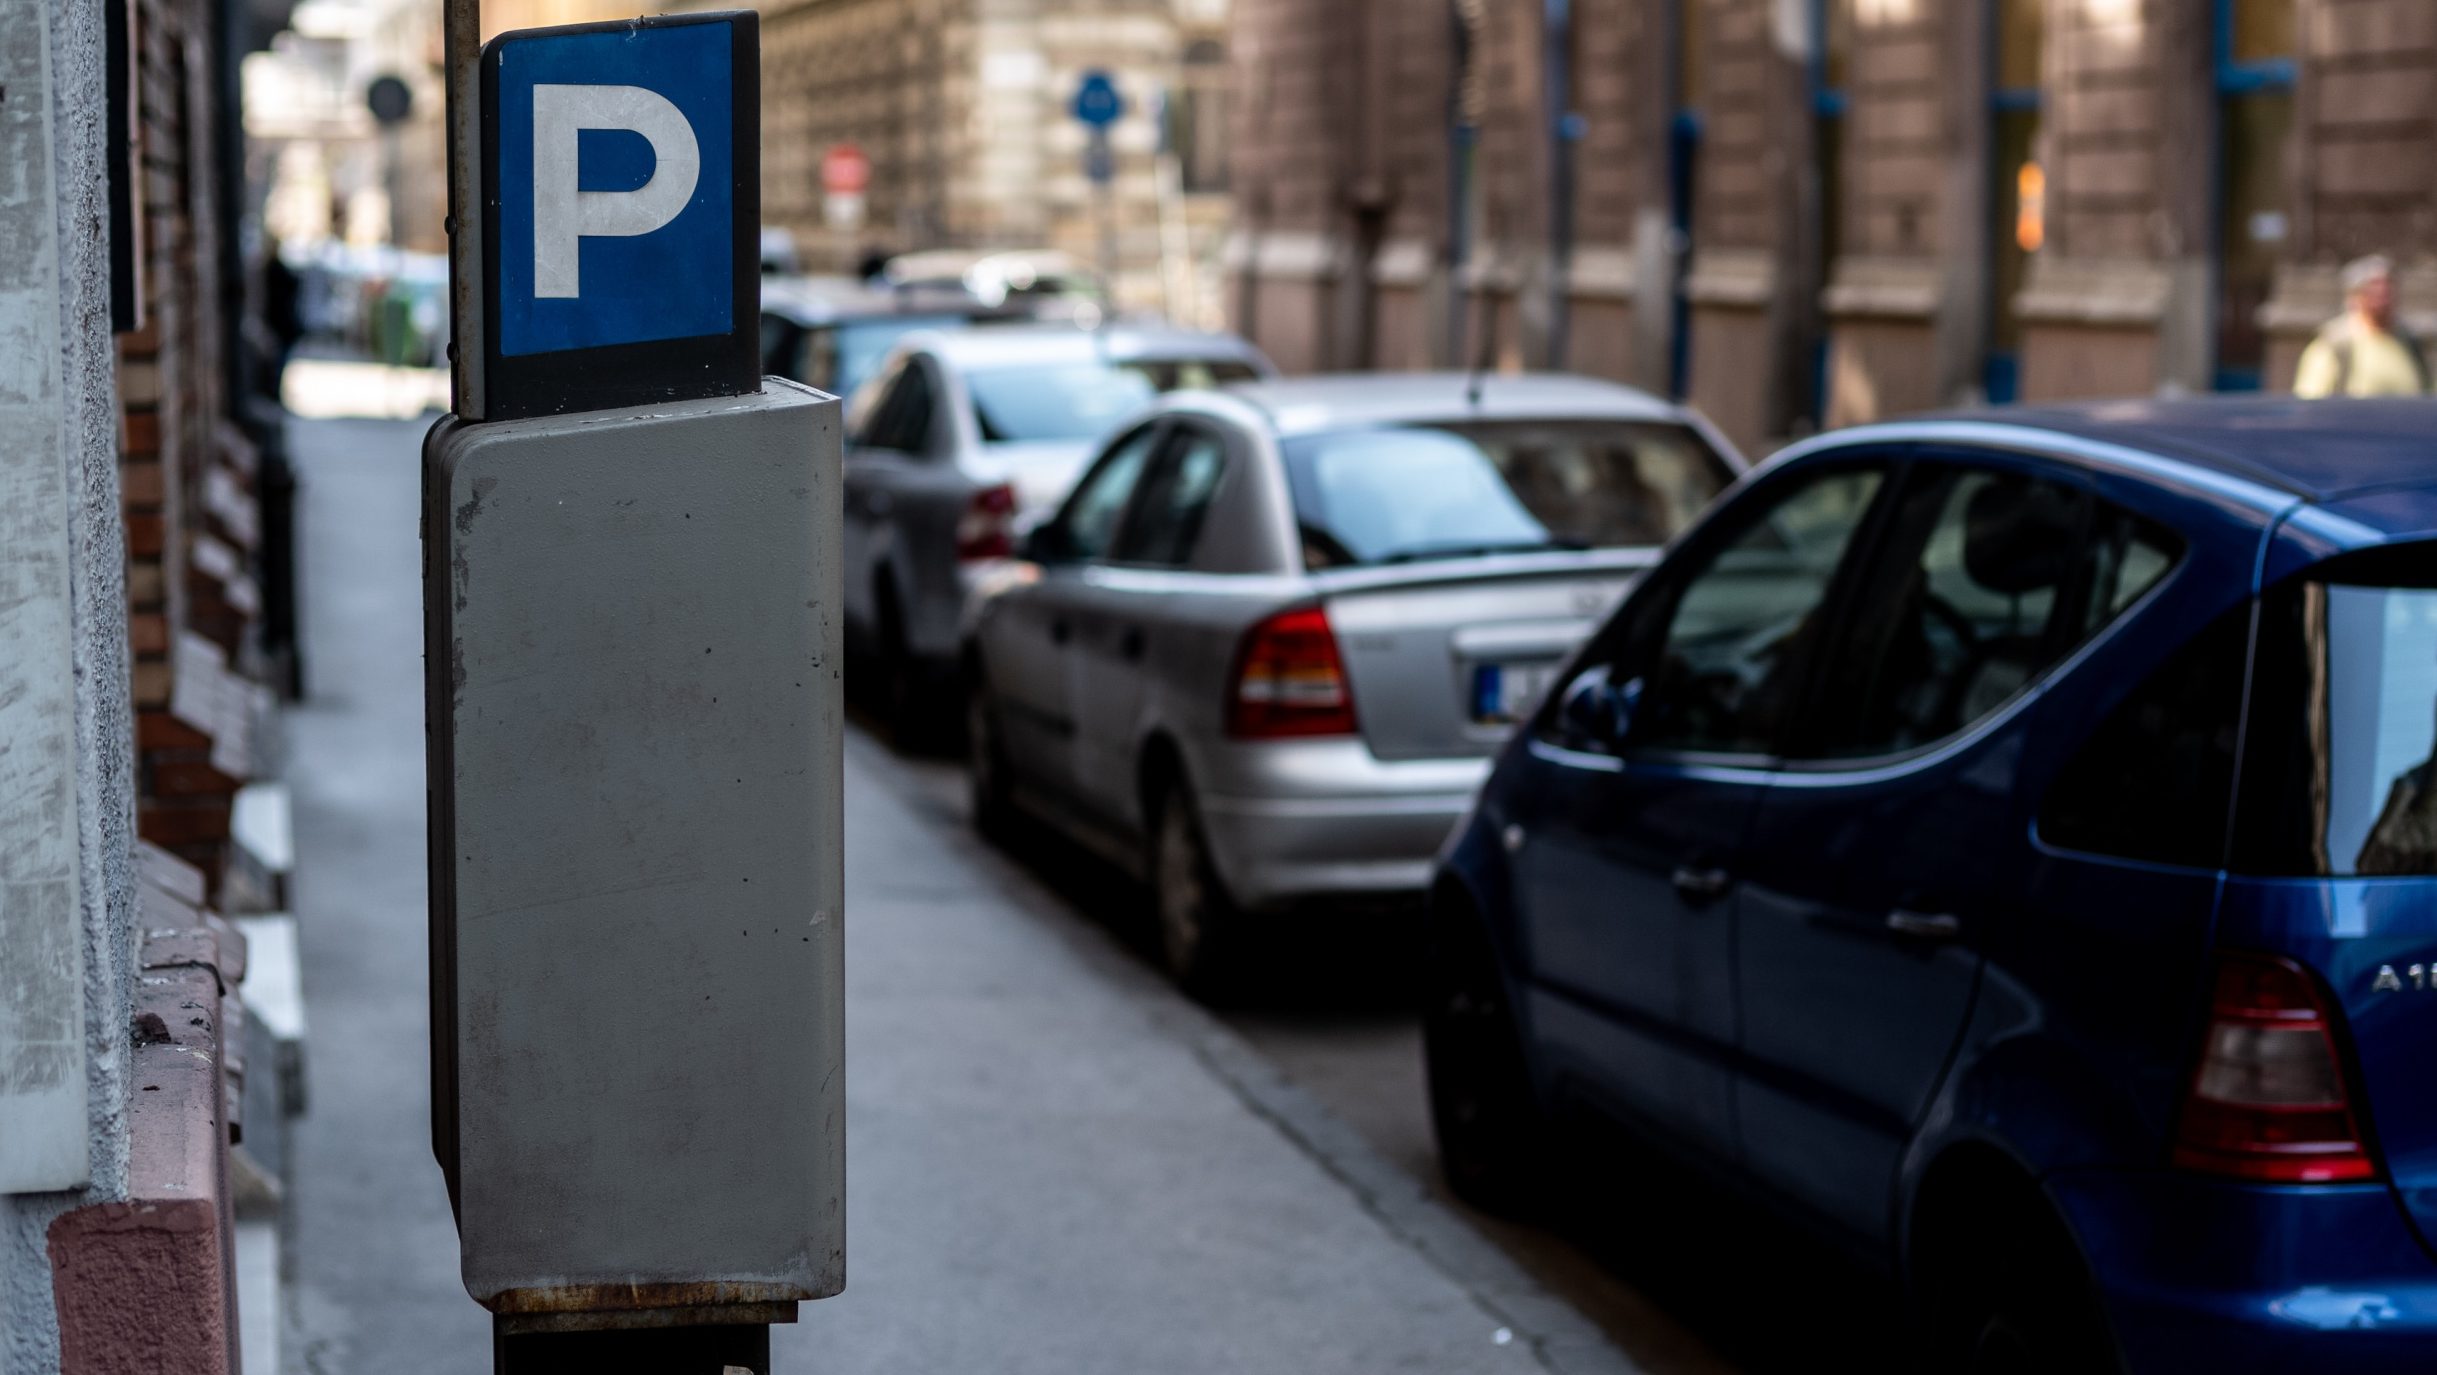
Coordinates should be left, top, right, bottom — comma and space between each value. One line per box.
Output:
424, 11, 842, 1369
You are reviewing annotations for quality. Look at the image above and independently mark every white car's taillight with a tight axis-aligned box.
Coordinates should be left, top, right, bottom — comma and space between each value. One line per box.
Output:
956, 482, 1017, 562
1226, 605, 1357, 739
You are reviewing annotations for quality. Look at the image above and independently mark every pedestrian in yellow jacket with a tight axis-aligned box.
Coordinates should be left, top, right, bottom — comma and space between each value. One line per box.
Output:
2293, 255, 2431, 398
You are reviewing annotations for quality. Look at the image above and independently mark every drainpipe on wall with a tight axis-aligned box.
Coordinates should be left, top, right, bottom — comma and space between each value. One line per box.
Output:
1444, 0, 1476, 369
1543, 0, 1578, 372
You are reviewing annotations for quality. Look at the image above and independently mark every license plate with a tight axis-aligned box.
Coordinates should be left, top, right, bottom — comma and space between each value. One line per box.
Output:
1471, 661, 1561, 724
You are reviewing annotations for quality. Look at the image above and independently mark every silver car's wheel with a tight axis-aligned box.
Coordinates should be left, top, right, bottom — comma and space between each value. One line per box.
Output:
1152, 782, 1234, 999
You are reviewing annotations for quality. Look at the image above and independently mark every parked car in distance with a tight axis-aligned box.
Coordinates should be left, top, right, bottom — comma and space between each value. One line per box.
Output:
843, 324, 1275, 739
963, 373, 1746, 993
877, 248, 1106, 322
1427, 398, 2437, 1373
760, 275, 995, 403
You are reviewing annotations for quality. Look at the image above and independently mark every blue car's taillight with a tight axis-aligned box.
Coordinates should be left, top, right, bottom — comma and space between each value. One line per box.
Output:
2172, 952, 2376, 1184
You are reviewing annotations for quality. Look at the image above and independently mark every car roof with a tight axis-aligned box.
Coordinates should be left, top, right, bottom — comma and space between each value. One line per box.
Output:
760, 275, 904, 323
1903, 396, 2437, 503
1220, 372, 1692, 435
904, 324, 1270, 371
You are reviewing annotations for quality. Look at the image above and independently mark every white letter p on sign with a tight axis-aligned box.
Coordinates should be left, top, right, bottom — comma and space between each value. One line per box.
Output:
532, 84, 701, 300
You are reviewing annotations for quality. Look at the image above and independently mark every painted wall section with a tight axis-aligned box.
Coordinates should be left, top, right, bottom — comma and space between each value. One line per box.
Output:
0, 0, 93, 1201
2, 0, 140, 1362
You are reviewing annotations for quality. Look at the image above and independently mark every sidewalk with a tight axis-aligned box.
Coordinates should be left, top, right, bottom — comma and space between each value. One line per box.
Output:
282, 411, 1632, 1374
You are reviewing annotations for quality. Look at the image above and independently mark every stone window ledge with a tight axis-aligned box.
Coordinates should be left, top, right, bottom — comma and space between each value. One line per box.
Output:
1686, 248, 1778, 310
1823, 255, 1943, 321
2013, 257, 2173, 328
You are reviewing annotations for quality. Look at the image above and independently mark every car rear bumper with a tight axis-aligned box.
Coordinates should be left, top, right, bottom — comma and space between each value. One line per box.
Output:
2048, 1169, 2437, 1373
1191, 739, 1488, 909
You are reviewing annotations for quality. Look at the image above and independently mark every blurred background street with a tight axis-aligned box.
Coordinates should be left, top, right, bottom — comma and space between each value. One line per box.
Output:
15, 0, 2437, 1370
276, 402, 1688, 1374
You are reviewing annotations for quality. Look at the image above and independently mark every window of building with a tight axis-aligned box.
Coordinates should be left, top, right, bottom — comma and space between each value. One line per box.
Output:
2213, 0, 2295, 391
1170, 39, 1229, 195
1987, 0, 2043, 403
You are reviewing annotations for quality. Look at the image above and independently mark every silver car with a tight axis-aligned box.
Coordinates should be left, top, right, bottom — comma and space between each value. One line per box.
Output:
963, 373, 1746, 992
840, 324, 1275, 739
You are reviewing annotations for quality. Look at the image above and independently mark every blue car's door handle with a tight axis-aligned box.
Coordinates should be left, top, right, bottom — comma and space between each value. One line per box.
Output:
1672, 866, 1734, 903
1886, 909, 1962, 941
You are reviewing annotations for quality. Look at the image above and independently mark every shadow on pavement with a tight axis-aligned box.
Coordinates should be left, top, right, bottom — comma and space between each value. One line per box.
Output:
854, 678, 1918, 1375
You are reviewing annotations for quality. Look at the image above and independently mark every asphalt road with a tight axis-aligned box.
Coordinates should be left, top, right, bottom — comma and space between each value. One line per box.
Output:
868, 737, 1915, 1375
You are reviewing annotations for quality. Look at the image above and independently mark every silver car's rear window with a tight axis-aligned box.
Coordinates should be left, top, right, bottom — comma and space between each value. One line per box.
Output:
1281, 420, 1736, 568
968, 358, 1262, 443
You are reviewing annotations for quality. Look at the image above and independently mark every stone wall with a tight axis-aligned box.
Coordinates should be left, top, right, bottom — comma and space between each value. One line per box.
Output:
0, 0, 141, 1363
1230, 0, 2435, 443
737, 0, 1231, 316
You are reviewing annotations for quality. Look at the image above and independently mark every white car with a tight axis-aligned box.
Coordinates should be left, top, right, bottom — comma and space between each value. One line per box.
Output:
842, 324, 1275, 742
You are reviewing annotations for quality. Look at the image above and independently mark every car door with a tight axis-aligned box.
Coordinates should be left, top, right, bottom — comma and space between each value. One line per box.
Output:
1732, 455, 2179, 1243
1064, 420, 1235, 828
1511, 460, 1894, 1161
842, 356, 933, 633
989, 423, 1166, 804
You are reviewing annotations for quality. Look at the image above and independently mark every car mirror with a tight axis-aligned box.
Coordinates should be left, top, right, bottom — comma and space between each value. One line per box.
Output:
1019, 523, 1068, 565
1555, 665, 1639, 748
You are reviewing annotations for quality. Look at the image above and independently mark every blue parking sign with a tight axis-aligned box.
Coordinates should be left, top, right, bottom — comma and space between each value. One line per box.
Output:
479, 12, 760, 419
1072, 70, 1123, 128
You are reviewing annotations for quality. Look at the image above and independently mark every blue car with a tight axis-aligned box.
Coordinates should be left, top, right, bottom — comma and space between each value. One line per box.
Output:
1427, 399, 2437, 1373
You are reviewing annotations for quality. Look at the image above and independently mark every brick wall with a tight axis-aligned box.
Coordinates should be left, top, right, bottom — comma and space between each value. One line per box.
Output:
760, 0, 954, 259
2014, 0, 2214, 401
1230, 0, 2436, 433
1820, 0, 1973, 427
120, 0, 264, 894
2262, 0, 2437, 385
734, 0, 1222, 313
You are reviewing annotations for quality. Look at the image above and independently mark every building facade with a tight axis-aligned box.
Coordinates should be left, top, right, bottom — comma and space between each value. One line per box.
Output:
1226, 0, 2437, 451
715, 0, 1234, 319
6, 0, 294, 1360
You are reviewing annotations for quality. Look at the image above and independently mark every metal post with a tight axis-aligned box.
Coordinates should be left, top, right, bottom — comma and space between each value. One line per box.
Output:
443, 0, 485, 419
494, 1320, 771, 1375
1093, 125, 1119, 305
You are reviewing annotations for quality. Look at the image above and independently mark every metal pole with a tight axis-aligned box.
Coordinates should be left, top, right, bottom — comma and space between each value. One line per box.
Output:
444, 0, 485, 418
494, 1319, 771, 1374
383, 125, 403, 252
1093, 126, 1119, 308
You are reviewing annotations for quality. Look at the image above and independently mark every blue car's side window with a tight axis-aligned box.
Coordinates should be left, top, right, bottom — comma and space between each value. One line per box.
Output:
1798, 464, 2180, 762
1546, 463, 1889, 759
2040, 602, 2249, 869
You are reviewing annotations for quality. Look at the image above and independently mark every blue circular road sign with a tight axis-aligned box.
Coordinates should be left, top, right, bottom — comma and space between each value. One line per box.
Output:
1071, 70, 1124, 128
